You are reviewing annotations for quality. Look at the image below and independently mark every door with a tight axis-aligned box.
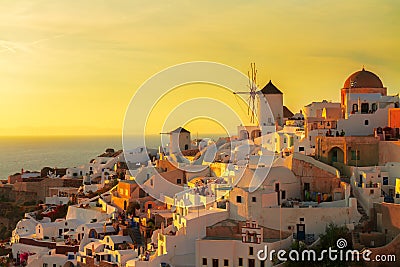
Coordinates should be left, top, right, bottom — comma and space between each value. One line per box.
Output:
361, 103, 369, 114
332, 149, 338, 162
248, 259, 255, 267
304, 183, 310, 200
297, 223, 305, 241
275, 183, 280, 205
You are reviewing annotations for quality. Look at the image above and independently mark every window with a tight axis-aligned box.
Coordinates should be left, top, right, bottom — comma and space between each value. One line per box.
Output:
370, 189, 374, 195
224, 259, 229, 266
364, 119, 369, 126
299, 146, 305, 152
249, 246, 254, 255
148, 204, 152, 209
281, 190, 286, 200
284, 138, 287, 144
203, 258, 207, 265
43, 264, 48, 267
372, 103, 377, 111
252, 196, 256, 202
361, 103, 369, 114
150, 179, 153, 186
53, 264, 56, 267
238, 258, 243, 266
383, 177, 389, 185
177, 178, 182, 184
236, 196, 242, 203
351, 150, 360, 160
260, 260, 265, 267
352, 104, 358, 112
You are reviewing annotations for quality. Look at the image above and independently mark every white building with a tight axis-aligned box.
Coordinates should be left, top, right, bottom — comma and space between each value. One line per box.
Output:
351, 162, 400, 216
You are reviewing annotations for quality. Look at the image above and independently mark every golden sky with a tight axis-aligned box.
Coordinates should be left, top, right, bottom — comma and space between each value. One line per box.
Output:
0, 0, 399, 136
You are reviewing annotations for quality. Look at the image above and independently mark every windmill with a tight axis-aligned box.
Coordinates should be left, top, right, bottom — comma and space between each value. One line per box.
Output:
234, 62, 259, 124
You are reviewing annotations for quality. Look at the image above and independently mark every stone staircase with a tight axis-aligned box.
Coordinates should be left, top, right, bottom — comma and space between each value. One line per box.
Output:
352, 200, 369, 250
127, 227, 144, 246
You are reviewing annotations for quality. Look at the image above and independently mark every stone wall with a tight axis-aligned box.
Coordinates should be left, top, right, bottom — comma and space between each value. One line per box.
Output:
379, 141, 400, 165
13, 177, 82, 201
292, 154, 342, 198
315, 136, 380, 167
0, 186, 37, 204
366, 234, 400, 267
372, 202, 400, 242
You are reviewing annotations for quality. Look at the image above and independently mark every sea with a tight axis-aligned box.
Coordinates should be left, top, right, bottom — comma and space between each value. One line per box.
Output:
0, 135, 158, 180
0, 134, 223, 180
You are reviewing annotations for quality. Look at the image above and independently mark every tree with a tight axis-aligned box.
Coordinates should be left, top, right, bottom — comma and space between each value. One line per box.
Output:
315, 223, 352, 267
127, 201, 140, 217
285, 223, 352, 267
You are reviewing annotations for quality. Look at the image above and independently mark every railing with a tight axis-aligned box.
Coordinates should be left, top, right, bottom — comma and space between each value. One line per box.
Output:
292, 233, 316, 245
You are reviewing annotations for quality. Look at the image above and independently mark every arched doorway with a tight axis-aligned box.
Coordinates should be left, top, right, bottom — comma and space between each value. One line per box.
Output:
250, 130, 261, 140
328, 147, 344, 164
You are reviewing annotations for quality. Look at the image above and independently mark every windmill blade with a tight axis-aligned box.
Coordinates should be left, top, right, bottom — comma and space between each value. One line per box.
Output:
252, 95, 256, 123
247, 96, 252, 115
234, 62, 260, 125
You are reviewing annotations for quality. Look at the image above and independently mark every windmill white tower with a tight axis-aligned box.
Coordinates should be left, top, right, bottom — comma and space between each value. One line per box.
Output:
234, 63, 276, 140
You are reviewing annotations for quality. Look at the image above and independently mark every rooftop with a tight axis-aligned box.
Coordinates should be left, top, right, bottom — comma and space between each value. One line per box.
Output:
170, 127, 190, 134
260, 80, 283, 95
343, 68, 384, 89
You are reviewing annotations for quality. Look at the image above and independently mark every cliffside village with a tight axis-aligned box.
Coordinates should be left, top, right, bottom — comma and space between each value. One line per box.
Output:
2, 68, 400, 267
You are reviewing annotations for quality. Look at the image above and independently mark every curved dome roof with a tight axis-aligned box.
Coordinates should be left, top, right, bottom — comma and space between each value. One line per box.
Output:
343, 68, 383, 89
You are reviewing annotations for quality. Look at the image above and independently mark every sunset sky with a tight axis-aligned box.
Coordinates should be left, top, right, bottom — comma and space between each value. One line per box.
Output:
1, 0, 399, 136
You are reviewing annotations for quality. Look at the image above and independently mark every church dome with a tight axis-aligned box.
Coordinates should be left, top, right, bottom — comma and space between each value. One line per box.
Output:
343, 68, 383, 89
